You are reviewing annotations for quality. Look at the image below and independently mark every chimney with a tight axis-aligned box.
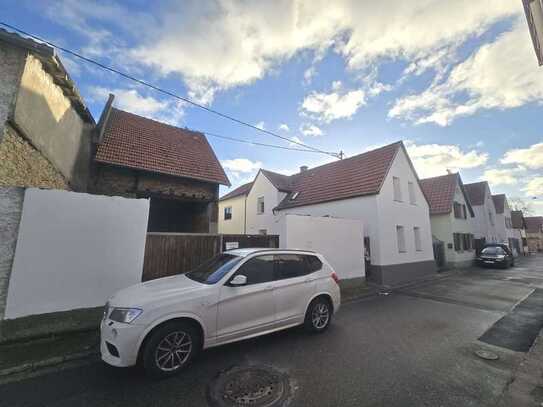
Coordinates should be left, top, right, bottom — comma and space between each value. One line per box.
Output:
300, 165, 308, 173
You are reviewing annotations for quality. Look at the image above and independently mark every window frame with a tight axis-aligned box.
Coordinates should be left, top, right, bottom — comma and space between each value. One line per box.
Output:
224, 206, 232, 220
257, 196, 265, 215
396, 225, 406, 253
227, 254, 276, 286
414, 227, 422, 251
408, 181, 416, 205
393, 176, 403, 202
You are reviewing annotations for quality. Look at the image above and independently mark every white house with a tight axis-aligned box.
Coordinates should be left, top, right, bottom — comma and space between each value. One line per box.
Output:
219, 142, 436, 286
464, 181, 499, 250
511, 210, 528, 255
492, 194, 521, 256
218, 182, 252, 234
420, 173, 475, 269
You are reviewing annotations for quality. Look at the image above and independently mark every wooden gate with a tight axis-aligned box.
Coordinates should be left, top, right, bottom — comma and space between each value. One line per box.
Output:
142, 233, 279, 281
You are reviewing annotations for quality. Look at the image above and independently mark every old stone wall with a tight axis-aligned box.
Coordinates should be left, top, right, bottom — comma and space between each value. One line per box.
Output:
0, 187, 24, 325
0, 43, 26, 142
0, 124, 68, 189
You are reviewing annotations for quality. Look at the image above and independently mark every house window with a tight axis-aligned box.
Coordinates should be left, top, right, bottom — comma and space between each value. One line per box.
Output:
224, 206, 232, 220
259, 229, 267, 235
453, 233, 461, 251
453, 202, 462, 218
462, 205, 467, 219
396, 226, 406, 253
488, 210, 494, 226
408, 182, 416, 204
257, 197, 265, 214
393, 177, 402, 202
414, 227, 422, 251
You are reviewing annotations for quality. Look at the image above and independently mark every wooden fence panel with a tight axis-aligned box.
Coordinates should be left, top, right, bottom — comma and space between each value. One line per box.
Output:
142, 233, 280, 281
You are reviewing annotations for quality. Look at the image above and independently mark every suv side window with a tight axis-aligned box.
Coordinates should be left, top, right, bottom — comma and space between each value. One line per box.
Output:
275, 254, 308, 280
233, 255, 275, 285
305, 255, 323, 273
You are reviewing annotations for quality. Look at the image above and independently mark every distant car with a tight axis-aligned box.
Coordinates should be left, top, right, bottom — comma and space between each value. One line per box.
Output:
476, 244, 515, 268
101, 248, 341, 377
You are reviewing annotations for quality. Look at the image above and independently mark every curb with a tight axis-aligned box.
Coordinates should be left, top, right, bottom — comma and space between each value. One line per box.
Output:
0, 349, 98, 378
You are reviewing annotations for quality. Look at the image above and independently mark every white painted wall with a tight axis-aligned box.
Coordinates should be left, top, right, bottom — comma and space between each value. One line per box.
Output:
471, 185, 498, 243
5, 189, 149, 319
278, 214, 364, 280
375, 148, 434, 265
218, 194, 246, 234
246, 172, 285, 235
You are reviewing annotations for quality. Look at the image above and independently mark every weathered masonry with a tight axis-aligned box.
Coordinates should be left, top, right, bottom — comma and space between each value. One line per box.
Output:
90, 95, 230, 233
0, 29, 95, 191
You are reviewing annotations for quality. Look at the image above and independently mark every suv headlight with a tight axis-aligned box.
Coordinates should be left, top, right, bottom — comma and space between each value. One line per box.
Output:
108, 307, 143, 324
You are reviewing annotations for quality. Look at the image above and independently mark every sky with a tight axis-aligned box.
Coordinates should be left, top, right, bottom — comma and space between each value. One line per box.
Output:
2, 0, 543, 215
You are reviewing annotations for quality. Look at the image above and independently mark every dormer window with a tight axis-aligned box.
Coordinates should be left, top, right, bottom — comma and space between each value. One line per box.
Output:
290, 192, 299, 200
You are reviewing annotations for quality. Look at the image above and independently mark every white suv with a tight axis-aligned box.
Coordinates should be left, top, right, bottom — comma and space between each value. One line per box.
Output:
101, 248, 341, 377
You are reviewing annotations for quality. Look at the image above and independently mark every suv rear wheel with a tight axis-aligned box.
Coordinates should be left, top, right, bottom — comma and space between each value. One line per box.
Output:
304, 297, 332, 333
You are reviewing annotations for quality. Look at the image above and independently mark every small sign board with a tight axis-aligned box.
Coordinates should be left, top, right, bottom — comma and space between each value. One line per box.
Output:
225, 241, 239, 250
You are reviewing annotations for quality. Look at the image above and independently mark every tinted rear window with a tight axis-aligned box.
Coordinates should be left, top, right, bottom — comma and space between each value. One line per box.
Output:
276, 254, 308, 279
305, 255, 323, 273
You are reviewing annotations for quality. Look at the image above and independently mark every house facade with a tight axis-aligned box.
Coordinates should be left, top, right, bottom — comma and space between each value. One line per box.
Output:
525, 216, 543, 252
218, 182, 251, 234
464, 181, 499, 251
420, 173, 475, 269
511, 210, 528, 255
90, 95, 230, 233
0, 29, 95, 191
219, 142, 436, 286
493, 194, 522, 255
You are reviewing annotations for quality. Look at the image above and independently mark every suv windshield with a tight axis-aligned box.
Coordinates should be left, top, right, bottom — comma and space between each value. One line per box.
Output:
481, 247, 504, 255
186, 254, 242, 284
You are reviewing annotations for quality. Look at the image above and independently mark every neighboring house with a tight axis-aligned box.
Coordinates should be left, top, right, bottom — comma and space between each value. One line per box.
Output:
220, 142, 436, 286
218, 182, 252, 234
525, 216, 543, 252
420, 173, 475, 269
0, 29, 95, 191
523, 0, 543, 66
511, 210, 528, 255
492, 194, 521, 255
464, 181, 499, 250
90, 95, 230, 233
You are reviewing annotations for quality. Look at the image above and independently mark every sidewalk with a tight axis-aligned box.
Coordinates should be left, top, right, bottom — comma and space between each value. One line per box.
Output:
0, 330, 99, 379
498, 330, 543, 407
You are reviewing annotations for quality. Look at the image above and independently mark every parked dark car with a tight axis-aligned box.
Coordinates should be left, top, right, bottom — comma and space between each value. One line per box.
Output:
476, 244, 514, 268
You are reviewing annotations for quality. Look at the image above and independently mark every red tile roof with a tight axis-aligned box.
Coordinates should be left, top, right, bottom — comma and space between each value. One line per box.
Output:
95, 108, 230, 186
420, 173, 474, 216
261, 169, 293, 192
464, 181, 488, 206
492, 194, 506, 214
525, 216, 543, 233
274, 142, 405, 210
220, 182, 253, 201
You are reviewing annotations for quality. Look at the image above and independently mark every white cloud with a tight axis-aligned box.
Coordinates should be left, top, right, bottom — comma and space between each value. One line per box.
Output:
301, 82, 366, 123
481, 168, 522, 187
89, 86, 185, 125
278, 123, 290, 132
524, 177, 543, 197
299, 123, 324, 137
61, 1, 518, 104
389, 22, 543, 126
255, 121, 266, 130
501, 142, 543, 169
221, 158, 262, 174
405, 141, 488, 178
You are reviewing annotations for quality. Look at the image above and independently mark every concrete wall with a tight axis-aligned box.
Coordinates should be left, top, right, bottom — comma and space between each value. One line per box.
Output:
278, 214, 365, 281
13, 54, 92, 191
4, 188, 149, 320
219, 194, 247, 234
0, 123, 68, 189
0, 187, 24, 325
0, 42, 25, 142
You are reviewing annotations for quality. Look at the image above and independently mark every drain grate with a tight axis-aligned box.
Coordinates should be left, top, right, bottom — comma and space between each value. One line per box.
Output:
207, 365, 291, 407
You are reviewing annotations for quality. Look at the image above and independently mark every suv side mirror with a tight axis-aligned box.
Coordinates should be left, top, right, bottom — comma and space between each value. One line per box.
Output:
230, 275, 247, 286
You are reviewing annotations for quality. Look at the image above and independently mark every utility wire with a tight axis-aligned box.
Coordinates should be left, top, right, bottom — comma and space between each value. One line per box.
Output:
0, 21, 342, 159
203, 131, 326, 153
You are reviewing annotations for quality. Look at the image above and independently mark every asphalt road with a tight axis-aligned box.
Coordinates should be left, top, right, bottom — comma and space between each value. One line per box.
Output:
1, 255, 542, 407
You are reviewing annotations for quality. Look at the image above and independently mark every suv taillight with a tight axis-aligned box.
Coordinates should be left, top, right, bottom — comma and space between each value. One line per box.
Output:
331, 272, 340, 285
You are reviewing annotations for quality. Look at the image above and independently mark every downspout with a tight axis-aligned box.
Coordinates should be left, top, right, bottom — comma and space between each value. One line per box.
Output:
244, 195, 247, 234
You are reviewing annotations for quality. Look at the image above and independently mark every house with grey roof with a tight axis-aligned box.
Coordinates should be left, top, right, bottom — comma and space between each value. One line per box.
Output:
420, 173, 475, 269
219, 141, 436, 286
464, 181, 500, 251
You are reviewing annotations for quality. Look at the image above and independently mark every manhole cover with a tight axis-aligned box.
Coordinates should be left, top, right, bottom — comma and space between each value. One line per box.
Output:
207, 365, 292, 407
475, 349, 499, 360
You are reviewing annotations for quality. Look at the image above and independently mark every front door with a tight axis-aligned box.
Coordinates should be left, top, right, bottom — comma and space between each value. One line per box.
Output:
216, 255, 276, 341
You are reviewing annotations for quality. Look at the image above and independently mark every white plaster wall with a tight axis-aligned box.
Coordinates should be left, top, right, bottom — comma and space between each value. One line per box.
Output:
246, 172, 284, 235
471, 187, 499, 243
218, 195, 246, 234
449, 183, 475, 264
5, 189, 149, 319
375, 148, 434, 265
278, 195, 382, 264
279, 214, 364, 280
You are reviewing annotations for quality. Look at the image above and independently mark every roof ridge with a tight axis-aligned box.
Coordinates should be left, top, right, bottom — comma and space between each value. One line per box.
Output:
111, 107, 203, 136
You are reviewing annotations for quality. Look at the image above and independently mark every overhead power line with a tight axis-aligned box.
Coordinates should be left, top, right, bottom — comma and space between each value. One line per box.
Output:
0, 21, 342, 159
